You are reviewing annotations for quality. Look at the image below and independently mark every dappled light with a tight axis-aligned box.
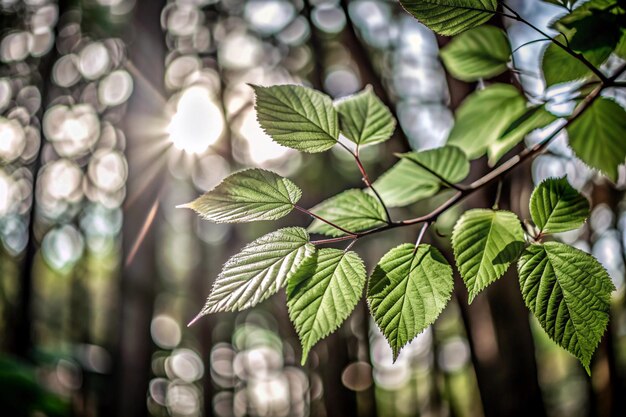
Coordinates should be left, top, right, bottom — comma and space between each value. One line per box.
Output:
1, 1, 626, 417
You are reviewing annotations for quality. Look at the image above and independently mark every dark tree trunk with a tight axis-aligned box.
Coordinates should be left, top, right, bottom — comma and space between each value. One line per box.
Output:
108, 1, 167, 416
590, 184, 626, 417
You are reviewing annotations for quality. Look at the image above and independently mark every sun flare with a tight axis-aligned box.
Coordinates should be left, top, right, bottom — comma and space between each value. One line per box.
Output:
167, 86, 224, 154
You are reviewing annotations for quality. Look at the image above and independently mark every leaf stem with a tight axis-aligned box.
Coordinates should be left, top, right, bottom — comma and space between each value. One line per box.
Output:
500, 2, 609, 84
344, 239, 357, 252
312, 235, 356, 245
294, 205, 357, 236
414, 222, 431, 248
511, 38, 551, 55
492, 180, 503, 210
339, 141, 393, 223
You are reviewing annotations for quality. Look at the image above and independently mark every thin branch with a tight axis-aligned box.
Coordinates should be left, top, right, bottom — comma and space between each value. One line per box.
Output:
309, 23, 626, 248
311, 80, 606, 247
500, 2, 609, 84
399, 192, 463, 226
294, 205, 357, 236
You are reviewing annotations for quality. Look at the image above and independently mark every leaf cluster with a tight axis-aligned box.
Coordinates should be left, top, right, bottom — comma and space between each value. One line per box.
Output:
182, 0, 626, 373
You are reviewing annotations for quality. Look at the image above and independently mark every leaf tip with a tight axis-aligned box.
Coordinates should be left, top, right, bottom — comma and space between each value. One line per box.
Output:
300, 346, 311, 366
467, 292, 477, 304
187, 311, 205, 327
176, 202, 193, 209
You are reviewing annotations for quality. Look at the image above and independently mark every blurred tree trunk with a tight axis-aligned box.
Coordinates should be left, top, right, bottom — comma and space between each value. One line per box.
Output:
108, 1, 166, 416
590, 184, 626, 417
8, 0, 68, 360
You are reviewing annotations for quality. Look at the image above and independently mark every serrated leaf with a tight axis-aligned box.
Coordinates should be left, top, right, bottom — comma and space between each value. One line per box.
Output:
372, 160, 439, 207
252, 84, 339, 153
336, 85, 396, 146
487, 106, 557, 166
287, 249, 366, 364
529, 177, 590, 234
399, 146, 470, 183
447, 84, 526, 159
368, 244, 453, 360
452, 209, 525, 302
567, 97, 626, 181
372, 145, 469, 207
307, 189, 388, 237
440, 25, 511, 81
399, 0, 498, 36
183, 169, 301, 223
194, 228, 315, 317
518, 242, 615, 371
541, 34, 610, 87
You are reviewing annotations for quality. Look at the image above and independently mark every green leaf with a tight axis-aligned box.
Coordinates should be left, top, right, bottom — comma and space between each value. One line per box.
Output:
307, 189, 388, 237
336, 85, 396, 146
551, 0, 622, 33
452, 209, 525, 302
616, 31, 626, 59
182, 169, 301, 223
549, 0, 624, 61
447, 84, 526, 159
440, 25, 511, 81
518, 242, 615, 372
287, 249, 366, 363
567, 97, 626, 181
541, 0, 573, 9
368, 244, 453, 360
252, 84, 339, 153
541, 34, 610, 87
567, 11, 622, 55
195, 228, 315, 317
487, 106, 557, 166
372, 146, 470, 207
529, 177, 590, 234
399, 0, 498, 36
399, 146, 470, 182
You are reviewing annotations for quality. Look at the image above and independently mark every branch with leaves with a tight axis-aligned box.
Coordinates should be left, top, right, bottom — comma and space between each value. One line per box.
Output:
182, 0, 626, 374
